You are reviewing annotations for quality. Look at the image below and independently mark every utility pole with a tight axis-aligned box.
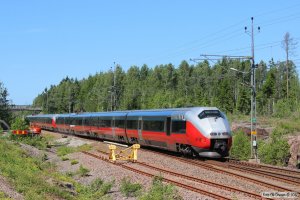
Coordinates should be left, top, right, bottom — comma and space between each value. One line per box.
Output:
245, 17, 260, 161
110, 62, 116, 111
113, 62, 116, 111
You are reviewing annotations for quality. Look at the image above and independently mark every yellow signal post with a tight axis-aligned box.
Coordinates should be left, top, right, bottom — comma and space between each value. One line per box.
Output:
129, 144, 140, 162
251, 131, 257, 135
108, 145, 117, 162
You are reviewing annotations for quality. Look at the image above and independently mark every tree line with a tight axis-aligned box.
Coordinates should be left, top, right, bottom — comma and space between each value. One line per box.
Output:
0, 82, 12, 129
32, 58, 300, 117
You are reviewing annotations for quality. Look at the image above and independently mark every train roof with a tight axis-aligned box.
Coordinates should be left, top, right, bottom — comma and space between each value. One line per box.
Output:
126, 107, 219, 117
26, 114, 55, 118
26, 107, 221, 119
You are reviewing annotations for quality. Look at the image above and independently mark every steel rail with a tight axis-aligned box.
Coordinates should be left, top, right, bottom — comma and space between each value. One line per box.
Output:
205, 160, 300, 186
82, 151, 231, 200
229, 160, 300, 176
96, 149, 262, 199
140, 149, 295, 192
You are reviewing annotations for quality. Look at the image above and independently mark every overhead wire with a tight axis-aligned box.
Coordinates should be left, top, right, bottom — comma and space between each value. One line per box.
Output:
128, 3, 300, 67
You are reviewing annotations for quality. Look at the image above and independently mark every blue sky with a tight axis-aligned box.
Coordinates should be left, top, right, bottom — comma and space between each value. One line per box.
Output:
1, 0, 300, 105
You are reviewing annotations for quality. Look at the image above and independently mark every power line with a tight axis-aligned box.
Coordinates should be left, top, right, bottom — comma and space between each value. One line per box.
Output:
254, 3, 300, 18
126, 4, 300, 66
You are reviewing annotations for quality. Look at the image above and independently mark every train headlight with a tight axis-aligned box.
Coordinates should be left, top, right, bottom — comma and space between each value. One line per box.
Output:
222, 132, 228, 136
210, 132, 217, 136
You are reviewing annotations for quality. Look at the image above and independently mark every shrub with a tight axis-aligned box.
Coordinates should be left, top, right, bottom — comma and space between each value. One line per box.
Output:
57, 146, 76, 157
9, 134, 49, 150
258, 128, 290, 166
78, 165, 90, 177
77, 178, 114, 199
273, 99, 293, 118
10, 117, 28, 130
139, 176, 182, 200
70, 160, 79, 165
66, 171, 75, 177
120, 177, 142, 197
229, 131, 251, 160
89, 178, 104, 192
61, 156, 69, 161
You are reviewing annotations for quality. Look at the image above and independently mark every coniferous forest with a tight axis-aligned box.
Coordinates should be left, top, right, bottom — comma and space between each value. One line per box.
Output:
33, 58, 300, 117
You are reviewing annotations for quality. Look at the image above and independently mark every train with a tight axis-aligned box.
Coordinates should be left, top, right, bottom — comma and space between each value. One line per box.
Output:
26, 107, 232, 158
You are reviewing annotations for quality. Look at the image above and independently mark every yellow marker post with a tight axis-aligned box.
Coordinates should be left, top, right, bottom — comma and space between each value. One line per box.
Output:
130, 144, 140, 162
108, 145, 117, 162
251, 131, 257, 135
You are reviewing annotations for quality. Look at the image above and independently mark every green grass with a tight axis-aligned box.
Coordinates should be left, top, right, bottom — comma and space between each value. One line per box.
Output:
77, 165, 90, 177
9, 134, 51, 150
0, 138, 116, 199
120, 177, 142, 197
0, 138, 73, 200
0, 191, 10, 200
139, 176, 182, 200
71, 160, 79, 165
61, 156, 69, 161
57, 146, 76, 157
57, 144, 93, 157
76, 178, 114, 200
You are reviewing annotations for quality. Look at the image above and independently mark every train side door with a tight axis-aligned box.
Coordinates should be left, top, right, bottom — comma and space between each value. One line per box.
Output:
166, 117, 171, 136
138, 117, 143, 141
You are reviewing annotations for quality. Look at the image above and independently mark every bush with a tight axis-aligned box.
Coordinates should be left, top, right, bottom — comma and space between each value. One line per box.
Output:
230, 131, 251, 160
57, 146, 76, 157
120, 177, 142, 197
70, 160, 79, 165
258, 128, 290, 166
61, 156, 69, 161
10, 117, 28, 130
273, 99, 293, 118
77, 178, 114, 199
78, 165, 90, 177
9, 134, 49, 150
139, 176, 182, 200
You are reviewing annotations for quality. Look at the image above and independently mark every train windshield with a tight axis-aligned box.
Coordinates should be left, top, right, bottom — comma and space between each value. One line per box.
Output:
198, 110, 223, 119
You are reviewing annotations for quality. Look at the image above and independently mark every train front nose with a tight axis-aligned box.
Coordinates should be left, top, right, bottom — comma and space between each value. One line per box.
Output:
211, 139, 229, 157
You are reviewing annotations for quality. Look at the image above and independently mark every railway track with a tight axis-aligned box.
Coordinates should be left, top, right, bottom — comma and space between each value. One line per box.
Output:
42, 131, 299, 196
95, 149, 263, 199
205, 160, 300, 187
82, 151, 232, 200
228, 160, 300, 177
139, 148, 297, 192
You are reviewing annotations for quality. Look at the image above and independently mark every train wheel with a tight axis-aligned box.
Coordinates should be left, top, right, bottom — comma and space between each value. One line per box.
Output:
178, 144, 194, 157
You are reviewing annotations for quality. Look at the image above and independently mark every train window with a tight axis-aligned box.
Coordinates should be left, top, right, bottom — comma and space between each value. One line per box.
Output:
127, 120, 138, 129
172, 121, 186, 133
83, 118, 89, 126
198, 110, 223, 119
76, 118, 82, 125
143, 120, 164, 132
64, 118, 69, 125
90, 117, 98, 127
115, 120, 125, 128
70, 117, 75, 125
99, 119, 111, 127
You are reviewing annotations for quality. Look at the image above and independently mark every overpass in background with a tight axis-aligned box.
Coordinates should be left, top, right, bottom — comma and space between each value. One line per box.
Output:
10, 105, 42, 112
